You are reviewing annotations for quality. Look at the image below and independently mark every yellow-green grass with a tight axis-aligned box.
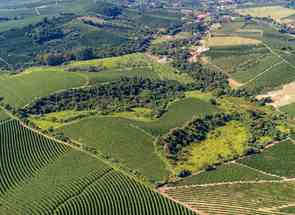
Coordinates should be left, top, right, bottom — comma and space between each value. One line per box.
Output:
60, 116, 169, 182
280, 103, 295, 118
134, 97, 220, 136
152, 32, 192, 45
0, 67, 86, 108
184, 90, 214, 102
0, 109, 9, 121
66, 53, 193, 84
29, 110, 97, 130
238, 140, 295, 178
173, 163, 280, 186
163, 181, 295, 215
175, 121, 250, 173
236, 6, 295, 23
205, 36, 261, 47
110, 108, 153, 122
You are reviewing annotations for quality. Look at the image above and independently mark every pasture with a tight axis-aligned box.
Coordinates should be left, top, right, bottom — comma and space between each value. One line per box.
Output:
0, 68, 86, 108
0, 120, 194, 215
162, 181, 295, 214
175, 121, 250, 173
238, 140, 295, 178
173, 163, 280, 186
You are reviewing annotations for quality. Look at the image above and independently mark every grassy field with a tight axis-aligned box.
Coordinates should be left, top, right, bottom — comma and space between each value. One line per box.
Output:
0, 68, 86, 108
244, 62, 295, 93
0, 120, 194, 215
60, 116, 169, 182
280, 103, 295, 118
0, 52, 193, 109
175, 121, 250, 173
205, 36, 261, 47
236, 6, 295, 23
60, 96, 219, 181
66, 53, 193, 84
238, 140, 295, 178
231, 53, 281, 83
134, 97, 219, 136
0, 109, 10, 121
29, 110, 97, 130
162, 181, 295, 214
173, 163, 280, 186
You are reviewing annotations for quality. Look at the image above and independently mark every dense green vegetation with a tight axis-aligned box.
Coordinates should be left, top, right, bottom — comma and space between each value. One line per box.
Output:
60, 116, 169, 182
163, 181, 295, 214
0, 68, 86, 108
172, 163, 280, 186
64, 53, 193, 84
23, 78, 186, 117
0, 0, 183, 70
0, 119, 195, 215
59, 96, 218, 181
238, 140, 295, 178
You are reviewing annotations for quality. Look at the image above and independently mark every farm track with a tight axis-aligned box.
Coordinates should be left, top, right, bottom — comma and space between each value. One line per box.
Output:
243, 60, 284, 86
233, 161, 284, 179
161, 178, 295, 190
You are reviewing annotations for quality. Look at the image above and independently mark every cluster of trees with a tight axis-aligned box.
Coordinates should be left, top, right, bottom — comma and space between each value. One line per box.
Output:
158, 113, 240, 160
25, 16, 72, 44
22, 78, 185, 116
247, 110, 287, 152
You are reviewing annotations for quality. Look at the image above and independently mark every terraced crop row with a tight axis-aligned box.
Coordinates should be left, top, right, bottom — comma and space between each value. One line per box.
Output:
0, 120, 70, 195
173, 163, 280, 186
0, 120, 195, 215
238, 140, 295, 178
162, 181, 295, 215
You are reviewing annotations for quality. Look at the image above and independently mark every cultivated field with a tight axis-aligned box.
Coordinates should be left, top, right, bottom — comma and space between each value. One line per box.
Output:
0, 68, 86, 108
238, 140, 295, 178
161, 181, 295, 214
66, 53, 193, 84
60, 96, 219, 181
60, 116, 169, 182
173, 163, 280, 186
236, 6, 295, 23
0, 119, 195, 215
205, 36, 261, 47
206, 19, 295, 93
